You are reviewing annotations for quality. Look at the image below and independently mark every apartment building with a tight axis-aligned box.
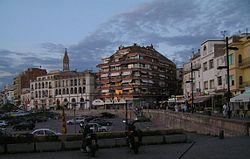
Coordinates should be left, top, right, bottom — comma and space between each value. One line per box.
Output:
200, 40, 225, 94
96, 44, 176, 108
228, 34, 250, 94
183, 40, 226, 109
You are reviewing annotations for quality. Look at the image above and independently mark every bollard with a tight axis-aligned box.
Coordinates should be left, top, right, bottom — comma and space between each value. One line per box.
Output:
219, 130, 224, 139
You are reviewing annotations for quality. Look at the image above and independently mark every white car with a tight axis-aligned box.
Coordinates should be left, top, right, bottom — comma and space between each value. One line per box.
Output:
87, 123, 109, 132
31, 128, 61, 136
66, 117, 85, 125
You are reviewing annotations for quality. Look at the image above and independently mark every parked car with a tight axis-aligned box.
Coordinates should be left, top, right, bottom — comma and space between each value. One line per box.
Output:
87, 123, 109, 132
13, 121, 35, 131
100, 112, 116, 118
67, 117, 85, 125
31, 128, 61, 136
90, 118, 112, 126
0, 120, 8, 128
0, 128, 12, 136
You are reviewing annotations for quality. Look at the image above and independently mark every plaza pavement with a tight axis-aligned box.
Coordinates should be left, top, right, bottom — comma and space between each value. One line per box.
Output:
0, 133, 249, 159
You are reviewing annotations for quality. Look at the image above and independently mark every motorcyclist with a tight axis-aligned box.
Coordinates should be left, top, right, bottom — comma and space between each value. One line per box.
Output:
126, 121, 142, 147
81, 124, 93, 152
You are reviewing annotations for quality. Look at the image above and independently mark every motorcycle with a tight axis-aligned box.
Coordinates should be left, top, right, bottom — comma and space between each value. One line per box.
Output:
81, 124, 98, 157
125, 121, 141, 154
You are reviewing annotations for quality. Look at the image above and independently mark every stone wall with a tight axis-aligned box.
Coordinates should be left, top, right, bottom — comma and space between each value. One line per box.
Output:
144, 110, 250, 137
59, 109, 250, 137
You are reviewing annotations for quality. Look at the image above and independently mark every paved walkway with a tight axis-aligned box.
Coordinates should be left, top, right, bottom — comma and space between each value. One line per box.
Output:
1, 133, 249, 159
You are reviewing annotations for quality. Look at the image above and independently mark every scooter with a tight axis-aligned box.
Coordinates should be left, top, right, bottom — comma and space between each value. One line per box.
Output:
125, 121, 141, 154
82, 133, 98, 157
80, 124, 98, 157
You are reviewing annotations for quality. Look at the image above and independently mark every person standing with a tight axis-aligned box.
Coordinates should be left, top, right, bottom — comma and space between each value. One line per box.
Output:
223, 103, 227, 117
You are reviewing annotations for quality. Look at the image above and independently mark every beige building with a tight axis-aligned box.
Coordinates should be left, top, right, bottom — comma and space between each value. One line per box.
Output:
29, 49, 96, 110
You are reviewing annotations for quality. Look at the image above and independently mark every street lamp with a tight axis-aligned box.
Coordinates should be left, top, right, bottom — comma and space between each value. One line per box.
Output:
186, 62, 199, 113
217, 36, 238, 119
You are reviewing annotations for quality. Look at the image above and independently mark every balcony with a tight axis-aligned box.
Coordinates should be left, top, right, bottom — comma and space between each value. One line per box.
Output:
239, 57, 250, 68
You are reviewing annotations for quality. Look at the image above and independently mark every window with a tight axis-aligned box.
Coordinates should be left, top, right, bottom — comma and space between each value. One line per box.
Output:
74, 79, 77, 86
209, 59, 214, 69
209, 79, 215, 89
204, 81, 208, 89
228, 54, 234, 65
217, 76, 222, 86
238, 55, 242, 64
239, 76, 243, 85
203, 62, 208, 71
229, 75, 234, 86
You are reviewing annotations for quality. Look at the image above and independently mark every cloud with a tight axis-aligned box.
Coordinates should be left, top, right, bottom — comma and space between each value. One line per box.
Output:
1, 0, 249, 89
0, 70, 14, 78
40, 42, 65, 55
69, 0, 249, 68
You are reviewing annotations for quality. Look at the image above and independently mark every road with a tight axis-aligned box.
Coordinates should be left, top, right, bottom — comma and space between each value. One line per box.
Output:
6, 114, 160, 136
1, 134, 250, 159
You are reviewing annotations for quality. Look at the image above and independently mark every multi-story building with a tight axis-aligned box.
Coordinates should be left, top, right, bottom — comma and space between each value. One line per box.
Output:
200, 40, 225, 95
227, 34, 250, 94
96, 44, 176, 108
183, 40, 226, 110
1, 84, 15, 104
183, 51, 201, 98
176, 68, 184, 95
30, 49, 96, 110
13, 67, 47, 105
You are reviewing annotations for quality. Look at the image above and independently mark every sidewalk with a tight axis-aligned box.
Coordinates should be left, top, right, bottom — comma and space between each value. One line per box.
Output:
180, 133, 250, 159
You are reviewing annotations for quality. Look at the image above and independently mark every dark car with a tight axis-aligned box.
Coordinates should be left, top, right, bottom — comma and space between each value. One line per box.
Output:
13, 121, 35, 131
90, 118, 112, 126
100, 112, 116, 118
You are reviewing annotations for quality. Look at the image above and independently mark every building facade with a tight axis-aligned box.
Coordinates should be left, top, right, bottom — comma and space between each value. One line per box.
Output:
96, 44, 176, 108
200, 40, 225, 95
29, 49, 96, 110
228, 34, 250, 95
13, 67, 47, 105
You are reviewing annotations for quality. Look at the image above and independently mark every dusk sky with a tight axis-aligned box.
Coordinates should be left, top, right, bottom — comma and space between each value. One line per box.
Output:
0, 0, 249, 89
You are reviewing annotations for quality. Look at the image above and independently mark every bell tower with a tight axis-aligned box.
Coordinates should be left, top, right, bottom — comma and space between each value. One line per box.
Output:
63, 48, 69, 71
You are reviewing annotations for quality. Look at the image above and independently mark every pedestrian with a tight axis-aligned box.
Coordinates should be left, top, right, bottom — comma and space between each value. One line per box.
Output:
222, 103, 227, 117
227, 104, 232, 119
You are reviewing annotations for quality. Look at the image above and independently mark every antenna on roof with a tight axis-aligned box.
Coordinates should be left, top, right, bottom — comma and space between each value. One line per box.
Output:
220, 30, 227, 40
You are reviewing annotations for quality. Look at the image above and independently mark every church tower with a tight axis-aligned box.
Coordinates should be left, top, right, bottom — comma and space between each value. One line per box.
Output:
63, 48, 70, 71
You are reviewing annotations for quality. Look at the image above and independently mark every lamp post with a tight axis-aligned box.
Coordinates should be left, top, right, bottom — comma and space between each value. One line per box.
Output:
186, 62, 199, 113
217, 36, 238, 119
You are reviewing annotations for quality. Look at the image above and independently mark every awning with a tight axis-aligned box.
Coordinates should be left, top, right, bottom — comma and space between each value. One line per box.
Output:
101, 73, 109, 77
122, 79, 132, 83
230, 94, 250, 102
122, 71, 131, 76
231, 87, 250, 102
110, 72, 120, 77
193, 96, 211, 104
92, 99, 105, 106
101, 89, 109, 93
